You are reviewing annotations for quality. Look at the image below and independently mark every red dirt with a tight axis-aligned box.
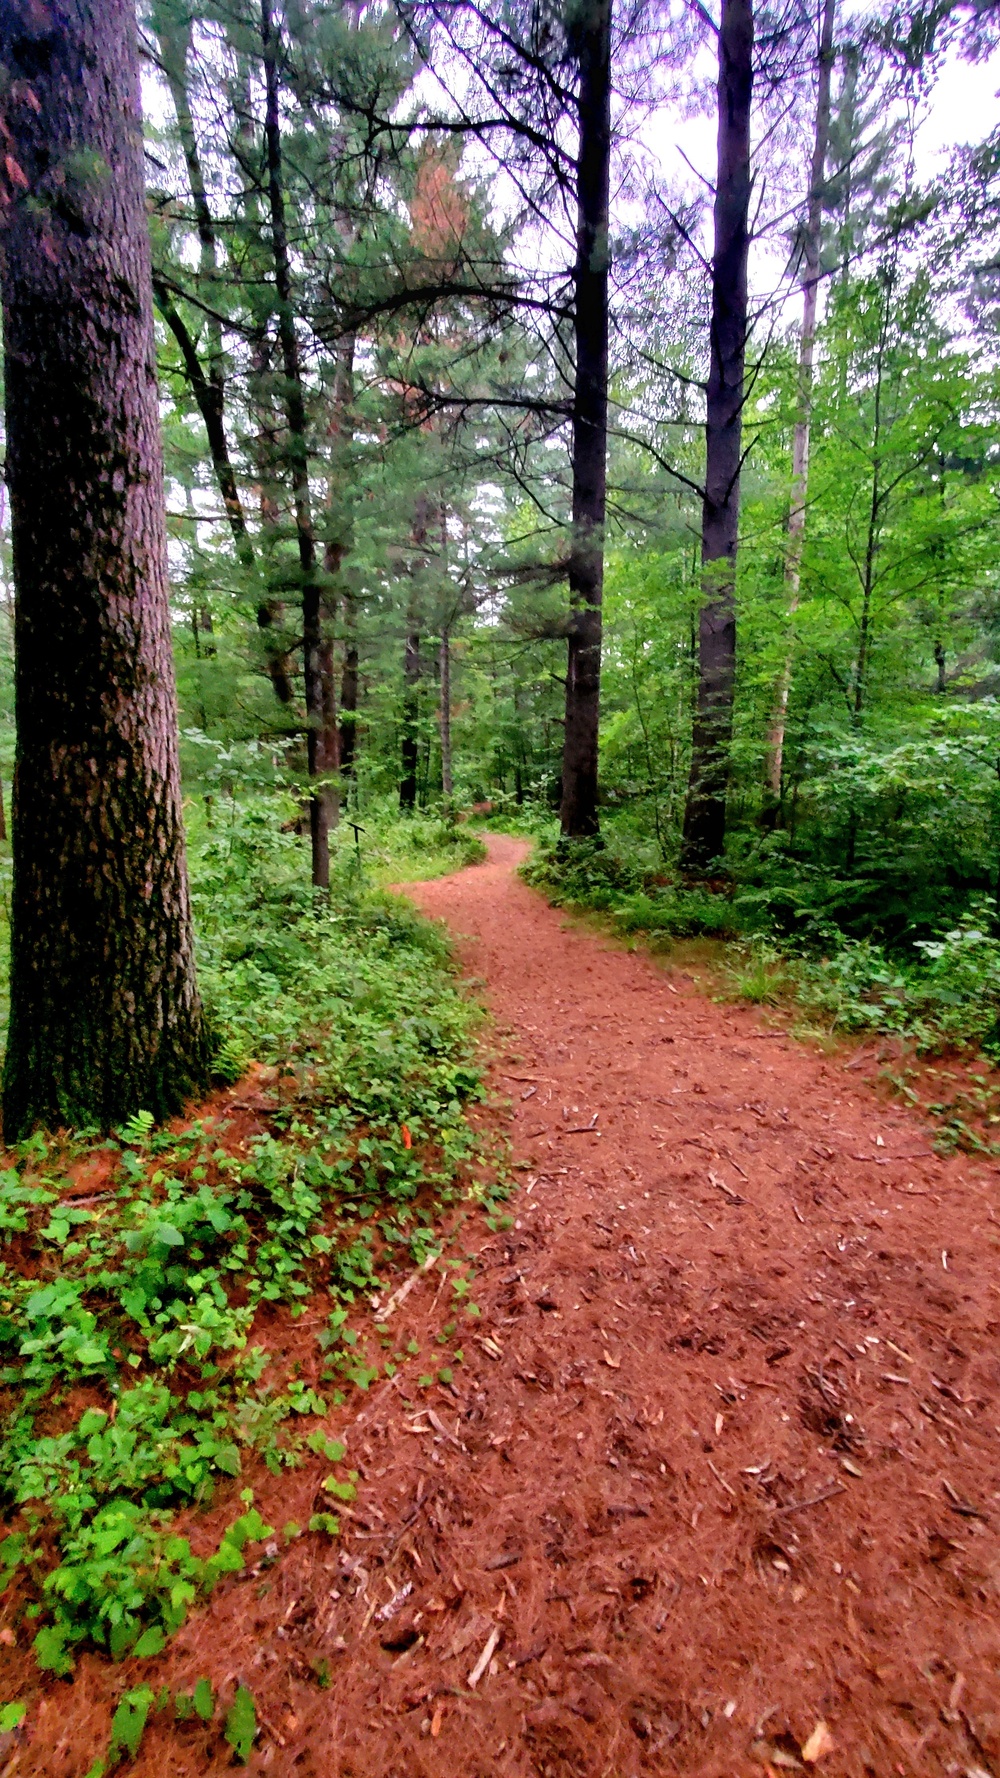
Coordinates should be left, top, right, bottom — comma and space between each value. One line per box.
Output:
11, 833, 1000, 1777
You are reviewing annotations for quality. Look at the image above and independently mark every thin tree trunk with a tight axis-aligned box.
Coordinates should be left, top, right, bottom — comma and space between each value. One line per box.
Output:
680, 0, 754, 874
560, 0, 612, 839
852, 274, 892, 728
249, 332, 296, 707
154, 283, 253, 559
315, 331, 356, 834
154, 25, 294, 707
261, 0, 328, 888
400, 625, 421, 811
765, 0, 836, 805
340, 608, 359, 776
439, 629, 453, 799
400, 494, 430, 812
0, 0, 207, 1137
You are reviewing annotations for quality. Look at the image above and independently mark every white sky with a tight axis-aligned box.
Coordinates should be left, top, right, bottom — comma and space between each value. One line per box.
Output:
916, 45, 1000, 169
647, 38, 1000, 201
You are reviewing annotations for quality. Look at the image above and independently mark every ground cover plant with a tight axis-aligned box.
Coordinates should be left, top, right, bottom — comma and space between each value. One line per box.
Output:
0, 790, 498, 1764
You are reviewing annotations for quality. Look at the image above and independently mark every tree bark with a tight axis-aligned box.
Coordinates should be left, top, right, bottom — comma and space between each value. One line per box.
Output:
155, 20, 295, 707
765, 0, 836, 806
261, 0, 328, 887
439, 628, 453, 799
400, 624, 421, 811
0, 0, 208, 1137
560, 0, 612, 840
154, 280, 253, 564
340, 609, 359, 776
680, 0, 754, 873
314, 330, 356, 832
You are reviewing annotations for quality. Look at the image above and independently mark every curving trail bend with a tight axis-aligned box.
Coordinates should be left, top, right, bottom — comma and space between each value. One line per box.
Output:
101, 833, 1000, 1778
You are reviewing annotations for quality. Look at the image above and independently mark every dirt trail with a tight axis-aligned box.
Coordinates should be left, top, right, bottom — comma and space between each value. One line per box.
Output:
31, 834, 1000, 1777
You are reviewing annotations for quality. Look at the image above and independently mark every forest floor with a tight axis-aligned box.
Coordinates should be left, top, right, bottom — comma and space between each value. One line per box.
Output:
17, 833, 1000, 1778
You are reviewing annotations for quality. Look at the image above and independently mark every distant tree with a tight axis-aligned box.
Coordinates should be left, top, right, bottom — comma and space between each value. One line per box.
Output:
0, 0, 209, 1136
764, 0, 837, 810
680, 0, 754, 872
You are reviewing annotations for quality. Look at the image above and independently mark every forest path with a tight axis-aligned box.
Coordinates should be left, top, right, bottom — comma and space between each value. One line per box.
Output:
391, 832, 1000, 1776
89, 833, 1000, 1778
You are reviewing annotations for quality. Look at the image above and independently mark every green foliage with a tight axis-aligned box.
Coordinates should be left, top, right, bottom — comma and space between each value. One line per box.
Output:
108, 1687, 154, 1764
523, 837, 743, 940
0, 793, 483, 1670
527, 821, 1000, 1064
224, 1685, 257, 1763
794, 904, 1000, 1053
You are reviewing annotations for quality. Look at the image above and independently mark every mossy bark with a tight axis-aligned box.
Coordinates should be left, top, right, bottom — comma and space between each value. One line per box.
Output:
0, 0, 209, 1137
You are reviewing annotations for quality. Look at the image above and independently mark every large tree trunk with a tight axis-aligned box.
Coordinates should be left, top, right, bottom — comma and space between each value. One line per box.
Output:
765, 0, 836, 807
680, 0, 754, 874
261, 0, 328, 887
0, 0, 208, 1138
559, 0, 612, 840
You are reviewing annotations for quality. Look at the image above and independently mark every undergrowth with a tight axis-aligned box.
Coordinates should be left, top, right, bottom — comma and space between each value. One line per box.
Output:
0, 793, 499, 1711
524, 833, 1000, 1088
329, 799, 486, 887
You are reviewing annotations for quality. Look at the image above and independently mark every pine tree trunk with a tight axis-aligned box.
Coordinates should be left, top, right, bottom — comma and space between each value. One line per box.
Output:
680, 0, 754, 873
765, 0, 836, 806
439, 629, 453, 799
327, 328, 359, 783
314, 330, 356, 835
250, 333, 296, 707
155, 22, 296, 708
261, 0, 327, 886
0, 0, 208, 1138
400, 627, 421, 811
340, 609, 359, 776
560, 0, 612, 840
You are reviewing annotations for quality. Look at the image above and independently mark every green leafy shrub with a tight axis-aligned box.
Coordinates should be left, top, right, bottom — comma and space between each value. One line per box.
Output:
796, 903, 1000, 1053
0, 792, 485, 1670
522, 836, 742, 938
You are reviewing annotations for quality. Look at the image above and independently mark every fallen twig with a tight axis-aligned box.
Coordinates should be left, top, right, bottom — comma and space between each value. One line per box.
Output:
468, 1625, 501, 1689
563, 1112, 600, 1134
377, 1250, 438, 1320
707, 1458, 737, 1498
708, 1169, 745, 1205
773, 1482, 845, 1517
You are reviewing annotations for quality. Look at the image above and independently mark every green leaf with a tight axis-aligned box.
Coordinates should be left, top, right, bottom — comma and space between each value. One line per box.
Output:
33, 1624, 72, 1675
0, 1701, 27, 1733
132, 1626, 165, 1660
306, 1432, 345, 1462
193, 1677, 214, 1722
153, 1224, 184, 1247
223, 1507, 272, 1552
321, 1475, 356, 1502
74, 1344, 107, 1367
109, 1686, 153, 1761
224, 1686, 257, 1763
212, 1442, 241, 1477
